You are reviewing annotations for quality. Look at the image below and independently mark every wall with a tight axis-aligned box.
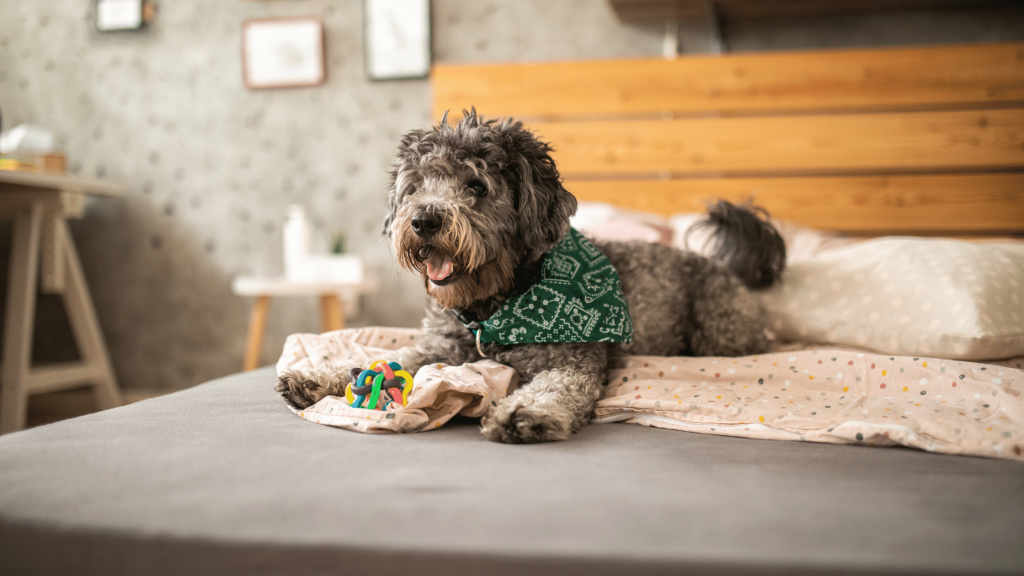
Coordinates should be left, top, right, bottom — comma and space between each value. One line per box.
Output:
0, 1, 1021, 392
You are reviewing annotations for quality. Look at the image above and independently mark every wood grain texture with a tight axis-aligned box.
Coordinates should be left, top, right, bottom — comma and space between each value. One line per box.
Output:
433, 43, 1024, 235
319, 294, 344, 332
40, 212, 66, 294
0, 170, 125, 196
532, 108, 1024, 177
565, 173, 1024, 232
433, 42, 1024, 121
0, 202, 43, 434
244, 295, 271, 372
610, 0, 1021, 22
714, 0, 1020, 19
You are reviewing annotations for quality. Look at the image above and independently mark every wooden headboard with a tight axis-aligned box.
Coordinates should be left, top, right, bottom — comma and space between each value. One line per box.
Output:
432, 42, 1024, 235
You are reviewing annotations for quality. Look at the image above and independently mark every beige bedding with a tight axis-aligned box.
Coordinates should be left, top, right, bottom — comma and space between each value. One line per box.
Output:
279, 327, 1023, 462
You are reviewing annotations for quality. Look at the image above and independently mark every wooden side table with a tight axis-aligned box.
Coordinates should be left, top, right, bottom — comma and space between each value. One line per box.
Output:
0, 171, 124, 434
231, 276, 375, 371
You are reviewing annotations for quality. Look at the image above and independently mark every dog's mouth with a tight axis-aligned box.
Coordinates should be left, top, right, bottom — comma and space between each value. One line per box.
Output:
418, 246, 457, 286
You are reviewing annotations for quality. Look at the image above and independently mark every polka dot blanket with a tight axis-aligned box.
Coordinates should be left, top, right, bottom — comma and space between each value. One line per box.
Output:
278, 327, 517, 434
278, 328, 1024, 462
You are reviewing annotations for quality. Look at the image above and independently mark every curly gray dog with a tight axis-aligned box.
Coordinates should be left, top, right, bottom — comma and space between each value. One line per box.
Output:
276, 110, 786, 444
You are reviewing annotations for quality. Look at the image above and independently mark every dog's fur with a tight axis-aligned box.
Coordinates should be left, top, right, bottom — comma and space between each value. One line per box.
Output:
276, 110, 786, 444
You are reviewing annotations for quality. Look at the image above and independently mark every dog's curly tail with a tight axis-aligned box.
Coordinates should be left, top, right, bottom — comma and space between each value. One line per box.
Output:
687, 200, 787, 290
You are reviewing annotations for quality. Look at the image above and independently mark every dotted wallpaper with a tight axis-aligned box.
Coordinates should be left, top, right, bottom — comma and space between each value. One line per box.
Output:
0, 0, 665, 390
0, 1, 1021, 391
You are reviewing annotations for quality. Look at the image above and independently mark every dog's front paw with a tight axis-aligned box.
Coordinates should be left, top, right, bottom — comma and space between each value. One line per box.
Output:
275, 366, 356, 410
275, 371, 322, 409
480, 397, 573, 444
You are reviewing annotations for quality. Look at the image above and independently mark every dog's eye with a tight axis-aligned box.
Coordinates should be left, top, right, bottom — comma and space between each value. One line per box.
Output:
467, 180, 487, 197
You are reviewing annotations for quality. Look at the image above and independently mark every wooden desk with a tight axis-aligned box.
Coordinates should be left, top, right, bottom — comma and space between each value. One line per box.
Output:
0, 170, 124, 434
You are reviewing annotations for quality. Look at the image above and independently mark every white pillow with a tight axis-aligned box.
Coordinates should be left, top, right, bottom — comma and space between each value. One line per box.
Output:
571, 202, 673, 245
761, 238, 1024, 360
669, 213, 853, 264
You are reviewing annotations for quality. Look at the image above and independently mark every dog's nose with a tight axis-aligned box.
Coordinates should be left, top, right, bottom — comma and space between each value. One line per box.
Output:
411, 212, 442, 238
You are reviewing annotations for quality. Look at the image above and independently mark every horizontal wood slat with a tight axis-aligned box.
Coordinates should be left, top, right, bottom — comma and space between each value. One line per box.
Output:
566, 173, 1024, 232
531, 108, 1024, 177
433, 42, 1024, 121
610, 0, 1022, 22
26, 363, 106, 395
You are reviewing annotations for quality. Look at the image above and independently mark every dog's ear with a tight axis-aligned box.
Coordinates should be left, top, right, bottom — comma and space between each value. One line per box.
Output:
383, 128, 429, 237
382, 188, 397, 238
501, 121, 578, 262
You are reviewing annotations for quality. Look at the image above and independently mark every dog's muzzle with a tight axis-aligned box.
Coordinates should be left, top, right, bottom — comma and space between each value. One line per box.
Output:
411, 212, 442, 239
408, 212, 455, 283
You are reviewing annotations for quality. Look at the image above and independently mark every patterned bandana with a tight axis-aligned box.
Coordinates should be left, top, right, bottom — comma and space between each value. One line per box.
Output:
457, 228, 633, 346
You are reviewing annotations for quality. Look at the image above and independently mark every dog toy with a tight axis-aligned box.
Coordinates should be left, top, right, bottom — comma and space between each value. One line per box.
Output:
346, 360, 413, 410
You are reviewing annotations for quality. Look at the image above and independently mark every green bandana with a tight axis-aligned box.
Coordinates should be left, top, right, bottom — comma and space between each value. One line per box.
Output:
461, 228, 633, 346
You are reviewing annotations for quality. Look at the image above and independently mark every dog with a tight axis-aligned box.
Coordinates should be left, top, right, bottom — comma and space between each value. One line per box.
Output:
276, 110, 786, 444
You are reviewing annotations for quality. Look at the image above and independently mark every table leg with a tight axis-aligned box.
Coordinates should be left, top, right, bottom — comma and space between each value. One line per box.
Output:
59, 220, 122, 411
319, 294, 344, 332
244, 296, 271, 371
1, 202, 43, 434
40, 212, 66, 294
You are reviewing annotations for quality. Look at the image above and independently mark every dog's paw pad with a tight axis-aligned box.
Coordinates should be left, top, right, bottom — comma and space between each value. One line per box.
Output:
275, 372, 319, 409
482, 404, 571, 444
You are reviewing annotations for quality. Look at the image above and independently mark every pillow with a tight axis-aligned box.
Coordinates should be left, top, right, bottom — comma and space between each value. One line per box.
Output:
571, 202, 673, 245
669, 213, 854, 264
760, 238, 1024, 360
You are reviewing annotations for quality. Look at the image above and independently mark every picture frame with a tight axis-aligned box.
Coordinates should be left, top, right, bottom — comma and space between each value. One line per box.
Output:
242, 17, 326, 90
364, 0, 431, 81
95, 0, 155, 32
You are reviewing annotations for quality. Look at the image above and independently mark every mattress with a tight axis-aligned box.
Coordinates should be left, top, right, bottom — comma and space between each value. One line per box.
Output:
1, 367, 1023, 575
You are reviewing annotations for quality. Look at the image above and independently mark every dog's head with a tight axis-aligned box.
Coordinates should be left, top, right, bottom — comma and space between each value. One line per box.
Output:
384, 110, 577, 310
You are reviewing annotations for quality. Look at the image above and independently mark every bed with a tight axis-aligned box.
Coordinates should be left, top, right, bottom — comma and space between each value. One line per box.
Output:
2, 42, 1024, 575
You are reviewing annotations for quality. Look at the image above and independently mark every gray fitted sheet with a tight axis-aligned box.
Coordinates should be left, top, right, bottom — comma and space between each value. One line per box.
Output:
1, 367, 1023, 576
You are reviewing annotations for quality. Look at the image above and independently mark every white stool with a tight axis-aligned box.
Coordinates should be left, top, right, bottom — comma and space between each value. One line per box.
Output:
231, 276, 374, 371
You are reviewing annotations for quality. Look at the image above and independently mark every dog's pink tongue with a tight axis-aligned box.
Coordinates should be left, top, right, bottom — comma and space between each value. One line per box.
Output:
427, 259, 454, 281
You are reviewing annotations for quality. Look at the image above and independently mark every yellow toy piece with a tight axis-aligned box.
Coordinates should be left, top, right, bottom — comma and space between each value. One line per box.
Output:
393, 370, 414, 404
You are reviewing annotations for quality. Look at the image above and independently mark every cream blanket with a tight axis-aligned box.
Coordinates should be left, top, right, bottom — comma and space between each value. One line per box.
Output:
278, 327, 1024, 462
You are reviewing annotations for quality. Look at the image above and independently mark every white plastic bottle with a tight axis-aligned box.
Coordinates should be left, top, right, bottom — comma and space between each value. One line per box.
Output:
283, 204, 310, 280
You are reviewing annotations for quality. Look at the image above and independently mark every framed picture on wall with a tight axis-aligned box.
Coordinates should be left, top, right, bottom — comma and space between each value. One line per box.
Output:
95, 0, 156, 32
242, 17, 326, 90
364, 0, 431, 81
